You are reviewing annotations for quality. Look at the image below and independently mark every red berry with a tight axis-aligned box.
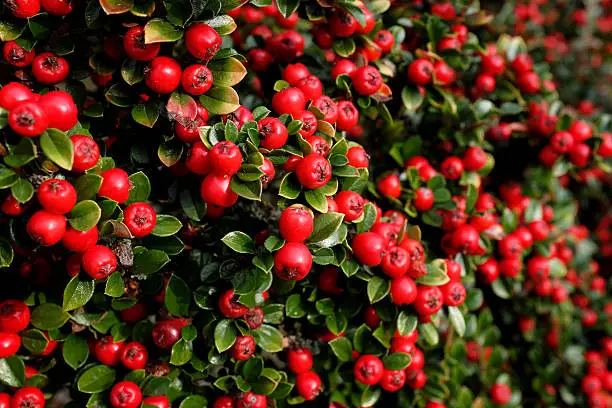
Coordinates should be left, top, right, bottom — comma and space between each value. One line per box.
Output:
71, 135, 100, 172
258, 117, 289, 150
297, 75, 323, 100
273, 242, 312, 280
230, 335, 256, 360
8, 101, 49, 137
346, 146, 369, 168
279, 205, 314, 243
440, 157, 464, 180
37, 179, 76, 215
329, 9, 358, 37
3, 41, 35, 67
390, 276, 418, 305
352, 232, 386, 266
236, 392, 266, 408
382, 247, 410, 278
569, 120, 592, 142
380, 369, 406, 392
209, 141, 243, 176
120, 341, 148, 370
414, 187, 434, 211
306, 136, 330, 157
462, 146, 487, 171
550, 131, 575, 153
218, 289, 248, 319
298, 110, 318, 138
490, 383, 512, 405
181, 64, 213, 95
124, 202, 157, 238
335, 191, 364, 222
40, 0, 72, 15
200, 174, 239, 207
377, 174, 401, 198
244, 307, 264, 330
413, 285, 443, 315
0, 300, 30, 333
222, 106, 253, 131
516, 71, 540, 94
569, 143, 591, 168
142, 396, 170, 408
296, 371, 321, 400
431, 2, 456, 19
441, 280, 466, 306
283, 63, 310, 85
5, 0, 40, 18
287, 347, 313, 373
295, 153, 331, 189
27, 210, 66, 246
110, 381, 142, 408
272, 87, 306, 118
354, 354, 384, 385
408, 59, 434, 85
451, 225, 480, 254
478, 258, 500, 284
61, 226, 98, 253
0, 82, 34, 110
99, 168, 131, 204
0, 332, 20, 358
475, 74, 496, 93
39, 90, 78, 131
332, 59, 357, 80
352, 66, 383, 96
510, 53, 534, 73
247, 48, 273, 72
10, 387, 44, 408
434, 61, 456, 86
480, 54, 505, 76
186, 142, 210, 175
95, 336, 124, 366
152, 318, 186, 349
213, 396, 234, 408
82, 245, 117, 279
145, 57, 182, 94
312, 96, 338, 124
259, 158, 275, 185
32, 52, 69, 85
123, 26, 160, 61
185, 23, 222, 61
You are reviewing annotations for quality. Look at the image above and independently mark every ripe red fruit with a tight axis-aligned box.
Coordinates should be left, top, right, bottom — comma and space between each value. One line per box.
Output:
550, 131, 575, 153
298, 110, 318, 138
142, 396, 170, 408
462, 146, 487, 171
413, 286, 444, 315
3, 41, 35, 67
352, 232, 386, 266
352, 66, 383, 96
408, 59, 434, 85
295, 154, 331, 189
186, 142, 210, 175
478, 258, 500, 284
297, 75, 323, 100
279, 205, 313, 242
181, 64, 213, 95
110, 381, 142, 408
0, 82, 34, 110
312, 96, 338, 124
185, 23, 222, 61
451, 225, 480, 254
10, 387, 44, 408
273, 242, 312, 280
258, 117, 288, 150
346, 146, 369, 168
222, 106, 253, 131
40, 0, 72, 15
5, 0, 40, 18
120, 341, 148, 370
332, 59, 357, 80
39, 90, 78, 131
230, 335, 256, 360
283, 63, 310, 85
371, 222, 400, 247
209, 141, 243, 176
244, 307, 264, 330
441, 280, 466, 306
32, 52, 69, 85
414, 187, 434, 211
441, 156, 464, 180
481, 54, 505, 76
145, 57, 182, 94
306, 136, 330, 157
200, 174, 239, 207
296, 371, 321, 400
81, 245, 117, 279
390, 276, 418, 305
528, 220, 549, 241
510, 53, 534, 73
236, 392, 266, 408
432, 2, 456, 19
26, 210, 66, 246
498, 234, 522, 258
490, 383, 512, 405
329, 9, 358, 37
569, 143, 591, 168
287, 348, 313, 373
382, 247, 410, 278
354, 355, 384, 385
0, 300, 30, 333
124, 26, 160, 61
99, 168, 131, 204
0, 332, 20, 358
380, 369, 406, 392
568, 120, 592, 142
335, 191, 364, 222
8, 101, 49, 137
259, 158, 275, 185
124, 202, 157, 238
272, 87, 306, 118
247, 48, 273, 72
37, 179, 76, 215
218, 289, 248, 319
213, 396, 234, 408
0, 393, 9, 407
152, 319, 186, 349
475, 74, 496, 94
95, 336, 124, 366
433, 61, 456, 86
265, 30, 305, 62
61, 226, 98, 253
516, 71, 540, 94
377, 174, 402, 198
336, 100, 359, 132
71, 135, 100, 172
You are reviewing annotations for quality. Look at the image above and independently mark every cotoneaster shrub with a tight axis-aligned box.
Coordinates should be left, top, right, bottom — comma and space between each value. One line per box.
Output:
0, 0, 609, 407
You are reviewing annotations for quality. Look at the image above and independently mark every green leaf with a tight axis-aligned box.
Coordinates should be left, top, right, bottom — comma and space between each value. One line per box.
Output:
104, 272, 124, 298
165, 274, 191, 317
132, 247, 170, 275
40, 129, 74, 170
63, 334, 89, 370
180, 187, 206, 221
329, 337, 353, 362
304, 189, 328, 213
31, 303, 71, 330
170, 339, 193, 366
492, 279, 511, 299
131, 101, 162, 128
333, 37, 356, 58
63, 275, 95, 311
10, 178, 33, 204
126, 172, 151, 204
99, 0, 134, 14
0, 356, 25, 387
179, 395, 208, 408
222, 231, 256, 254
367, 277, 390, 303
448, 306, 466, 337
0, 20, 26, 42
4, 138, 36, 168
77, 365, 116, 393
68, 200, 101, 232
254, 324, 283, 352
383, 353, 412, 370
105, 84, 137, 107
204, 14, 237, 35
397, 312, 417, 336
0, 168, 19, 188
121, 59, 145, 85
214, 319, 237, 352
144, 18, 183, 43
151, 215, 182, 237
549, 258, 567, 278
308, 212, 344, 243
230, 177, 262, 201
21, 329, 48, 354
420, 322, 439, 346
208, 57, 247, 87
401, 85, 424, 111
279, 173, 301, 199
465, 184, 478, 212
276, 0, 300, 18
199, 86, 240, 115
357, 202, 377, 233
237, 164, 265, 182
74, 174, 103, 201
285, 294, 306, 318
158, 140, 183, 167
0, 237, 14, 268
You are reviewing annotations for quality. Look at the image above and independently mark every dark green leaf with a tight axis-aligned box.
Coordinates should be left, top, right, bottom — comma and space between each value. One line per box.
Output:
68, 200, 101, 231
63, 275, 95, 311
40, 129, 74, 170
31, 303, 71, 330
77, 365, 116, 393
